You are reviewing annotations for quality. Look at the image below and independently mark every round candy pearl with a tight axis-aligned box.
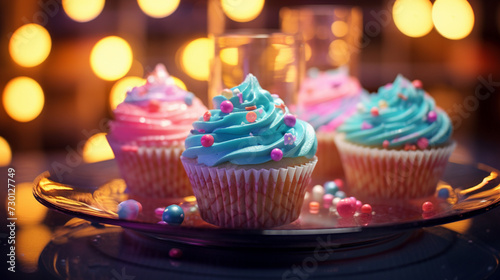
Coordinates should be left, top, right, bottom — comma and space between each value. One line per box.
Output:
323, 194, 334, 209
309, 201, 319, 214
220, 100, 234, 113
203, 111, 211, 121
221, 89, 233, 99
383, 140, 390, 149
427, 111, 437, 123
323, 181, 338, 195
334, 179, 344, 190
437, 188, 450, 199
155, 207, 165, 217
412, 79, 423, 88
334, 190, 346, 199
201, 134, 214, 147
422, 201, 434, 212
417, 137, 429, 150
336, 198, 356, 218
169, 248, 183, 258
246, 111, 257, 123
311, 185, 325, 202
162, 204, 185, 225
370, 107, 379, 117
283, 114, 296, 127
271, 148, 283, 161
361, 204, 372, 214
355, 200, 363, 211
118, 199, 142, 220
184, 92, 194, 106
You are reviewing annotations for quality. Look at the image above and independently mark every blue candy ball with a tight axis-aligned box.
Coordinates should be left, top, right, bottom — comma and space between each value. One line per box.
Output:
437, 188, 450, 199
162, 204, 185, 225
334, 190, 346, 199
184, 92, 194, 106
118, 199, 141, 220
324, 181, 339, 195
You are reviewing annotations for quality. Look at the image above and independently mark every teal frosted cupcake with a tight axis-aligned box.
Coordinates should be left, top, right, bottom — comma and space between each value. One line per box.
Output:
181, 74, 317, 228
335, 75, 455, 199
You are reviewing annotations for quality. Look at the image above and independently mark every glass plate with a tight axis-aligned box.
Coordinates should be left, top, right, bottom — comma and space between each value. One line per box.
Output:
33, 160, 500, 248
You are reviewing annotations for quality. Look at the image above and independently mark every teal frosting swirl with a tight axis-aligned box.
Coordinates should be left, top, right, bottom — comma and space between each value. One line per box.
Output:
337, 75, 452, 148
182, 74, 317, 166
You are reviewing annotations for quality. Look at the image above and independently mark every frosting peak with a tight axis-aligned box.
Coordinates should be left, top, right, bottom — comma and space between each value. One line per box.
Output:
182, 74, 317, 166
337, 75, 452, 149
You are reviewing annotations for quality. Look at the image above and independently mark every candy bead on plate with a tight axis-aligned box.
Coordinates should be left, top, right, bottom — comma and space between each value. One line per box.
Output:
333, 179, 344, 190
361, 204, 372, 214
335, 191, 346, 199
324, 181, 338, 195
422, 201, 434, 212
162, 205, 185, 225
311, 185, 324, 201
336, 198, 356, 218
309, 201, 319, 214
323, 194, 334, 209
437, 188, 450, 199
118, 199, 142, 220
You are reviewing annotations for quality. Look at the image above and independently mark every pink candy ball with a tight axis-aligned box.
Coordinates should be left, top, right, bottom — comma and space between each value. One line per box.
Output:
422, 201, 434, 212
220, 100, 234, 113
271, 148, 283, 161
336, 198, 356, 218
201, 134, 214, 147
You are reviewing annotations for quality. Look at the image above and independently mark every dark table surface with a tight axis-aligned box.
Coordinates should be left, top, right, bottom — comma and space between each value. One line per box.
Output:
2, 139, 500, 280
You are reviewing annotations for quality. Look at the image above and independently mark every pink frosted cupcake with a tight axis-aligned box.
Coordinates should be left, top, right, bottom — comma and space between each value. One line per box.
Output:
107, 64, 207, 198
181, 74, 318, 229
335, 75, 455, 199
294, 67, 365, 180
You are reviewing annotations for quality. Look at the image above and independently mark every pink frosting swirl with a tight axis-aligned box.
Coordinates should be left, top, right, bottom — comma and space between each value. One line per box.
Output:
109, 64, 207, 144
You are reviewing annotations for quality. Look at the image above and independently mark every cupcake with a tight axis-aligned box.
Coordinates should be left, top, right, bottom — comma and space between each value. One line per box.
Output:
181, 74, 318, 228
294, 67, 365, 179
335, 75, 455, 199
107, 64, 207, 198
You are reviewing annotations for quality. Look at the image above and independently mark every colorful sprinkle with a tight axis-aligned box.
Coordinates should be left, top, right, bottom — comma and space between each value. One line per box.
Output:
437, 188, 450, 199
184, 92, 194, 106
118, 199, 142, 220
221, 89, 233, 99
404, 144, 416, 151
361, 204, 372, 214
370, 107, 379, 117
323, 194, 334, 209
237, 92, 243, 103
198, 129, 206, 133
417, 137, 429, 150
422, 201, 434, 212
361, 122, 373, 130
412, 79, 423, 88
245, 105, 257, 111
148, 99, 161, 112
324, 181, 338, 195
270, 148, 283, 161
203, 111, 211, 121
201, 134, 214, 147
246, 111, 257, 123
284, 133, 296, 145
383, 140, 390, 149
275, 103, 286, 114
398, 93, 408, 101
378, 100, 388, 109
283, 114, 296, 127
162, 204, 184, 225
169, 248, 183, 258
309, 201, 319, 214
336, 198, 356, 218
220, 100, 234, 113
427, 111, 437, 123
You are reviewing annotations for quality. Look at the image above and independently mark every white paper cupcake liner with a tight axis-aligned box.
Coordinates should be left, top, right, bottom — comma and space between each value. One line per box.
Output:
181, 157, 318, 228
108, 137, 193, 198
334, 134, 456, 199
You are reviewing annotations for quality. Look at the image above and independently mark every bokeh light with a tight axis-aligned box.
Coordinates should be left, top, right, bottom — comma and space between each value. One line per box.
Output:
110, 76, 145, 110
331, 20, 349, 37
3, 77, 44, 122
328, 39, 350, 66
83, 133, 115, 163
432, 0, 474, 40
304, 43, 312, 61
90, 36, 133, 81
62, 0, 105, 22
220, 48, 239, 66
171, 76, 187, 90
0, 137, 12, 166
221, 0, 265, 22
180, 38, 213, 81
9, 24, 51, 67
9, 183, 48, 225
393, 0, 434, 38
138, 0, 180, 18
17, 225, 51, 273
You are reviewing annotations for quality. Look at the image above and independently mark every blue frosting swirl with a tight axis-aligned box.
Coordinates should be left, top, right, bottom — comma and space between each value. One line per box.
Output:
182, 74, 317, 166
337, 75, 452, 148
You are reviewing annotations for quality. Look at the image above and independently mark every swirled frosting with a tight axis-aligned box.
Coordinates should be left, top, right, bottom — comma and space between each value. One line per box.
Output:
109, 64, 207, 143
182, 74, 317, 166
295, 67, 365, 132
337, 75, 452, 149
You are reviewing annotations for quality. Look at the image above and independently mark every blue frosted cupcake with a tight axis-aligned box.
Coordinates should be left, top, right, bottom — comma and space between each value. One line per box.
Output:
181, 74, 317, 228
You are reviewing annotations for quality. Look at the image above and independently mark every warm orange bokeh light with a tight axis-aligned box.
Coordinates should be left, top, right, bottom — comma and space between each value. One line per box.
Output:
180, 38, 213, 81
3, 77, 45, 122
90, 36, 133, 81
0, 137, 12, 166
83, 133, 115, 163
137, 0, 180, 18
62, 0, 105, 22
393, 0, 433, 38
432, 0, 474, 40
9, 24, 51, 67
221, 0, 265, 22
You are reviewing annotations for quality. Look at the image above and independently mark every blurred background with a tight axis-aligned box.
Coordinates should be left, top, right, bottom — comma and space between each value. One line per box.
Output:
1, 0, 499, 166
0, 0, 499, 276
